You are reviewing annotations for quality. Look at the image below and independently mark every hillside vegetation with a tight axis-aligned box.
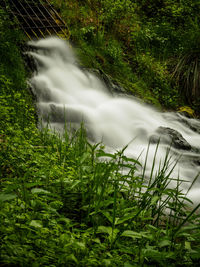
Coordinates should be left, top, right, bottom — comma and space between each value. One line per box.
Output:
51, 0, 200, 113
1, 1, 200, 266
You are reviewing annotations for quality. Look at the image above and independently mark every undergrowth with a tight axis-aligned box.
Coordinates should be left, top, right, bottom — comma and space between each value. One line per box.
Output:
1, 124, 200, 266
50, 0, 200, 113
49, 0, 191, 111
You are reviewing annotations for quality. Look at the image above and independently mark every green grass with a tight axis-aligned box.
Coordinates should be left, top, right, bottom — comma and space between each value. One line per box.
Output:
1, 123, 200, 266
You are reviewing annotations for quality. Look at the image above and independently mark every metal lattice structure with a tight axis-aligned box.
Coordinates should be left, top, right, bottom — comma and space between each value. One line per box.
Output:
0, 0, 69, 39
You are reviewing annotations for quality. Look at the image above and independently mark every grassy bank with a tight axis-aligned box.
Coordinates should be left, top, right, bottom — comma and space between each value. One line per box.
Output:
50, 0, 200, 113
1, 1, 200, 266
1, 123, 200, 266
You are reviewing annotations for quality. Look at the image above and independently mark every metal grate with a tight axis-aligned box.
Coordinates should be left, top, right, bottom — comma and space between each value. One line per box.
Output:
1, 0, 69, 39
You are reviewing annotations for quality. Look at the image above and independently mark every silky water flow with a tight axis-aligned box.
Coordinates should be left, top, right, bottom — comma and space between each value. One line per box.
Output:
28, 37, 200, 205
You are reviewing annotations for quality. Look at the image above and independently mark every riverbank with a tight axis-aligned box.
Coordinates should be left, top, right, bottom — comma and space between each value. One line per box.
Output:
49, 0, 200, 115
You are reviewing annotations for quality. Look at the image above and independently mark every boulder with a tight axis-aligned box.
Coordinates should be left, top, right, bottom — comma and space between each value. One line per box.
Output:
177, 114, 200, 135
150, 126, 192, 151
86, 68, 127, 95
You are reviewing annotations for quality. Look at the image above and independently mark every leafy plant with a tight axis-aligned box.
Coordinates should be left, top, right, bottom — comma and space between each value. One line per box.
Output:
173, 51, 200, 104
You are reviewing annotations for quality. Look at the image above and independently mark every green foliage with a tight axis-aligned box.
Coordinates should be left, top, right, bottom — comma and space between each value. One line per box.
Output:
172, 19, 200, 106
0, 8, 36, 136
0, 8, 26, 89
50, 0, 200, 111
173, 51, 200, 104
1, 125, 200, 266
135, 53, 181, 108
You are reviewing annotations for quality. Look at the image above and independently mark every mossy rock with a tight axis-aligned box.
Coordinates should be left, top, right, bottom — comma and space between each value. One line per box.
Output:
178, 106, 195, 118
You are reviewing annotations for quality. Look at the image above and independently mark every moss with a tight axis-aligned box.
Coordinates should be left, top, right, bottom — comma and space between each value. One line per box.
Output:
178, 106, 195, 117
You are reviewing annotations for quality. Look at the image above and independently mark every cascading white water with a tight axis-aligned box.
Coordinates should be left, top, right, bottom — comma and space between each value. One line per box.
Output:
28, 37, 200, 204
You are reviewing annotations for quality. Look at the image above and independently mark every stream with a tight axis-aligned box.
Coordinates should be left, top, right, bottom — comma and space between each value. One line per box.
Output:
28, 37, 200, 205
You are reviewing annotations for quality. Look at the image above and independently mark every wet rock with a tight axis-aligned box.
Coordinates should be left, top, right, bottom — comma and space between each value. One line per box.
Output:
86, 68, 127, 95
47, 104, 88, 124
150, 126, 192, 150
49, 104, 65, 123
178, 111, 193, 118
189, 156, 200, 166
177, 113, 200, 135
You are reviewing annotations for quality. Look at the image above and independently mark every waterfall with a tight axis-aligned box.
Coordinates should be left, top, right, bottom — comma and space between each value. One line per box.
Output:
28, 37, 200, 205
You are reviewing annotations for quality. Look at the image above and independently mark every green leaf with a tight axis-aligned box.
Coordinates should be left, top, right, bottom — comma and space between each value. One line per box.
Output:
185, 241, 191, 250
66, 254, 78, 263
30, 220, 43, 228
31, 188, 51, 194
179, 225, 200, 232
74, 242, 86, 250
97, 226, 112, 236
96, 150, 116, 159
101, 211, 113, 224
121, 155, 141, 166
150, 196, 160, 205
115, 213, 136, 225
60, 233, 71, 243
0, 193, 17, 202
102, 259, 111, 266
99, 199, 114, 208
121, 230, 147, 239
80, 152, 90, 164
97, 226, 119, 242
109, 228, 119, 243
159, 239, 171, 248
70, 180, 81, 189
92, 238, 101, 244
